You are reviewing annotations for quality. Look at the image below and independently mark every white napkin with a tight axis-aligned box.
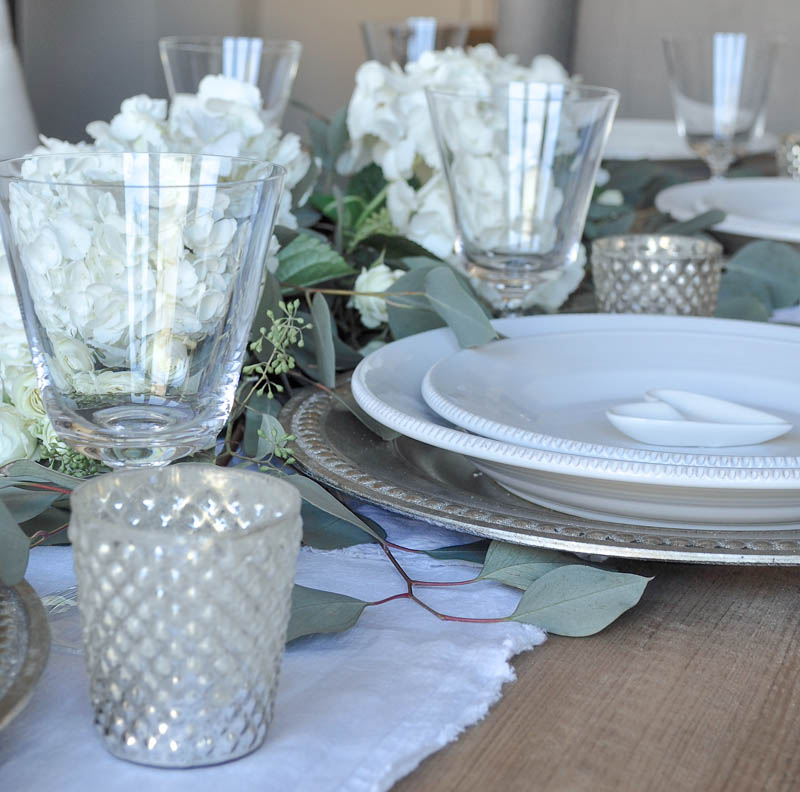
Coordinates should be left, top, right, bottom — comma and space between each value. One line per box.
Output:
0, 504, 544, 792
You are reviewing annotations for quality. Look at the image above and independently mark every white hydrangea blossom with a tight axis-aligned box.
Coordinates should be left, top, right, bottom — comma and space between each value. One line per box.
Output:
0, 76, 312, 466
348, 262, 404, 329
340, 45, 592, 311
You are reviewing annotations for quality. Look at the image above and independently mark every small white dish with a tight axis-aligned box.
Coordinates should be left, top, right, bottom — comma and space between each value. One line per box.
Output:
655, 178, 800, 243
604, 119, 777, 161
607, 390, 792, 447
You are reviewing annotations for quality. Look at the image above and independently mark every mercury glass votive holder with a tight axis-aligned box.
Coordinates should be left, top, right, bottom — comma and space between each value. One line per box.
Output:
776, 133, 800, 179
69, 464, 302, 768
591, 234, 723, 316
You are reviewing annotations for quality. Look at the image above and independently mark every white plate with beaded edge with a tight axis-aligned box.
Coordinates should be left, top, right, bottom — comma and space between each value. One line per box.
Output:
351, 314, 800, 530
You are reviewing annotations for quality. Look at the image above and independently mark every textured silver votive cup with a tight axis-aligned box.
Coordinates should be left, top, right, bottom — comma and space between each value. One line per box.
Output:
69, 464, 302, 768
591, 234, 723, 316
776, 133, 800, 179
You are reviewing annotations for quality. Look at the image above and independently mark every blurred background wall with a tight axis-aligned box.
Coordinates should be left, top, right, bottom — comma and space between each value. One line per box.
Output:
9, 0, 800, 145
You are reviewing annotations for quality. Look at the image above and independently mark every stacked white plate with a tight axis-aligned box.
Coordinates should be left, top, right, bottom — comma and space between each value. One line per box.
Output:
351, 314, 800, 531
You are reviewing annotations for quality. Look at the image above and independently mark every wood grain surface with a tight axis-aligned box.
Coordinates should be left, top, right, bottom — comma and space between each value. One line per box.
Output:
394, 561, 800, 792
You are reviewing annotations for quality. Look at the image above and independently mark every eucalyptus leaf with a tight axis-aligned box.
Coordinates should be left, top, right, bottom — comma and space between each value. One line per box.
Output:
249, 270, 283, 349
477, 542, 574, 590
243, 393, 281, 457
425, 540, 489, 565
311, 293, 336, 388
0, 487, 62, 523
337, 390, 401, 441
402, 256, 441, 270
291, 158, 320, 209
361, 233, 442, 261
301, 500, 385, 548
287, 475, 384, 543
275, 232, 353, 289
386, 266, 446, 339
287, 584, 368, 643
425, 266, 497, 348
327, 107, 349, 167
0, 499, 29, 586
724, 241, 800, 308
509, 565, 651, 637
20, 507, 71, 544
659, 209, 726, 236
2, 461, 82, 490
307, 118, 330, 167
715, 295, 772, 322
254, 414, 287, 459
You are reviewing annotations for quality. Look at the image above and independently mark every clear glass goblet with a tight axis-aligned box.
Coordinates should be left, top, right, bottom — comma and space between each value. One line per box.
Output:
159, 36, 302, 128
426, 81, 618, 314
663, 33, 777, 179
0, 152, 284, 468
361, 18, 469, 66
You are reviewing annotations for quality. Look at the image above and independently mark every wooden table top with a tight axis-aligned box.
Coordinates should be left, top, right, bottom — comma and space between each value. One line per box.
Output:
394, 560, 800, 792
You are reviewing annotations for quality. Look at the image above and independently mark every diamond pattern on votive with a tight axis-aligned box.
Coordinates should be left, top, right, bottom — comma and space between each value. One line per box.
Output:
71, 477, 300, 768
592, 243, 722, 316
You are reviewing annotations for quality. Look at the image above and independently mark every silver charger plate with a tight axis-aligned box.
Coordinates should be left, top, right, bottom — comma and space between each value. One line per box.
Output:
281, 386, 800, 565
0, 580, 51, 730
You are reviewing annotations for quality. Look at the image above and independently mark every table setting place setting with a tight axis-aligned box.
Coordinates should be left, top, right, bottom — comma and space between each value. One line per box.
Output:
3, 16, 800, 792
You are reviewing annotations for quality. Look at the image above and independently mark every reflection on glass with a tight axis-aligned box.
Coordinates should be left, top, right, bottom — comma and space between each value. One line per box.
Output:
663, 33, 776, 178
361, 18, 470, 67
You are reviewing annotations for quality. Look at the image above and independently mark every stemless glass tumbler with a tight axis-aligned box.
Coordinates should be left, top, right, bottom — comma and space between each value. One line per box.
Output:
69, 464, 302, 767
361, 18, 469, 66
663, 33, 777, 178
159, 36, 302, 128
426, 81, 618, 314
0, 152, 284, 467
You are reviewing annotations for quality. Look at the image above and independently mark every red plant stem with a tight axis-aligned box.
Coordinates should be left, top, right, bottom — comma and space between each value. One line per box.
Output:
369, 592, 410, 607
16, 482, 72, 495
29, 522, 69, 546
384, 540, 425, 554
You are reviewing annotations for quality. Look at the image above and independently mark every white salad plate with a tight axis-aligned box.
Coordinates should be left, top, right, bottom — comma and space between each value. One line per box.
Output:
604, 119, 777, 161
421, 339, 800, 459
655, 178, 800, 243
352, 314, 800, 530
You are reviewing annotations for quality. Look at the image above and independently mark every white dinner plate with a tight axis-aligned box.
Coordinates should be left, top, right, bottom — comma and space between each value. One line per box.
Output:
351, 314, 800, 530
421, 336, 800, 461
655, 178, 800, 243
604, 118, 778, 161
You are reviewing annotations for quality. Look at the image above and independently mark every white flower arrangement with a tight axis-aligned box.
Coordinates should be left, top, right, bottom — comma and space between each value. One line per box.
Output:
0, 75, 312, 470
338, 44, 587, 312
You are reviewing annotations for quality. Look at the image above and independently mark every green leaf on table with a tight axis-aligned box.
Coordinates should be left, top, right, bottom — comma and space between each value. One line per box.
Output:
724, 241, 800, 308
0, 499, 29, 586
509, 565, 651, 636
348, 163, 388, 203
326, 106, 349, 168
288, 475, 384, 543
659, 209, 726, 236
301, 500, 385, 549
20, 507, 71, 544
477, 542, 575, 590
275, 232, 353, 289
425, 540, 490, 565
291, 157, 320, 209
715, 270, 773, 321
336, 390, 401, 441
249, 270, 283, 349
310, 293, 336, 388
386, 266, 446, 339
2, 460, 83, 491
425, 266, 497, 348
0, 487, 62, 524
361, 233, 442, 262
243, 393, 281, 458
286, 584, 368, 643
